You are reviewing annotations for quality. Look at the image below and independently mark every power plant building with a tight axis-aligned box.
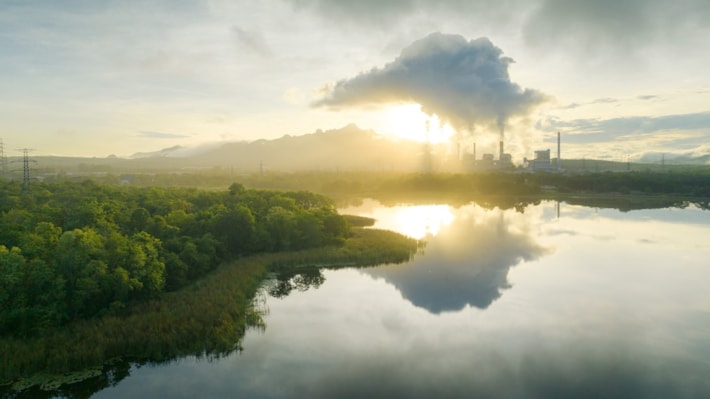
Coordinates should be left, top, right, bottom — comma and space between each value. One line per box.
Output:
462, 140, 513, 170
525, 132, 562, 172
527, 149, 553, 171
460, 133, 561, 172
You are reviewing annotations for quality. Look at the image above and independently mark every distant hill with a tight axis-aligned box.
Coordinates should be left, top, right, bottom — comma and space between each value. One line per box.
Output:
130, 145, 185, 159
189, 124, 435, 171
14, 124, 708, 177
15, 125, 446, 174
638, 152, 710, 166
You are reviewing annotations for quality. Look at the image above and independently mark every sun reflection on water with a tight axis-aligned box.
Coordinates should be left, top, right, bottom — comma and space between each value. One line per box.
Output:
373, 204, 455, 239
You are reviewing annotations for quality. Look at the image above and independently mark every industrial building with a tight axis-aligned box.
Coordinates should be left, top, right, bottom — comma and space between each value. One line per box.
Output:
524, 132, 562, 172
526, 149, 553, 170
461, 132, 562, 173
461, 141, 513, 170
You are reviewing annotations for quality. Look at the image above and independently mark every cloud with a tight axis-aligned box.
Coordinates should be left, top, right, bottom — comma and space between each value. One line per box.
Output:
591, 97, 619, 104
536, 112, 710, 161
285, 0, 417, 27
287, 0, 710, 58
138, 131, 190, 139
314, 32, 548, 134
561, 97, 620, 110
232, 26, 272, 57
541, 111, 710, 140
285, 0, 533, 30
523, 0, 710, 58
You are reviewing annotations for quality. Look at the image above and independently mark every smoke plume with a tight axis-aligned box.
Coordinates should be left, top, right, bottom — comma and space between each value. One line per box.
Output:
314, 32, 548, 135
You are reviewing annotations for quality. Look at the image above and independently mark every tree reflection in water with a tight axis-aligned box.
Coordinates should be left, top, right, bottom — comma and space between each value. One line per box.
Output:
267, 268, 326, 298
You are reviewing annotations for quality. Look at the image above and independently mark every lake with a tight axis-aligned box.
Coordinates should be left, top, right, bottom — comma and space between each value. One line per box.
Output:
91, 199, 710, 398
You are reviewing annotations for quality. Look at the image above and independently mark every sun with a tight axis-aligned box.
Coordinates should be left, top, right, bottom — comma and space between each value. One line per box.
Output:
385, 104, 454, 143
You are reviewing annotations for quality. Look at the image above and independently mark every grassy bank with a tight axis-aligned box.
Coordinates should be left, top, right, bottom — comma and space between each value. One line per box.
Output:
270, 228, 422, 270
1, 227, 419, 391
1, 255, 267, 388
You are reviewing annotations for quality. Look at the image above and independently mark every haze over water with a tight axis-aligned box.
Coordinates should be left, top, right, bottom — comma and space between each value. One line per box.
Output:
93, 200, 710, 398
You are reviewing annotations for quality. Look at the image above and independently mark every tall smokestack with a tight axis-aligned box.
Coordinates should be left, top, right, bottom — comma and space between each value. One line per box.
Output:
473, 143, 476, 160
499, 141, 504, 161
557, 131, 561, 170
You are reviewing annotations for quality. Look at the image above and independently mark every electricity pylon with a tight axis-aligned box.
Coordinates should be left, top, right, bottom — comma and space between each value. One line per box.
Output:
17, 148, 36, 195
0, 138, 7, 177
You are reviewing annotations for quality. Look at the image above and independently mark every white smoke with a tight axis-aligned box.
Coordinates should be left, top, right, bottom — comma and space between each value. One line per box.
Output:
314, 32, 549, 137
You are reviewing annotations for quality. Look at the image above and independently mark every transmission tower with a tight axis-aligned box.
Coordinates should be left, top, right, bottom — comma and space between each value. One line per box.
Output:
0, 138, 7, 177
19, 148, 35, 195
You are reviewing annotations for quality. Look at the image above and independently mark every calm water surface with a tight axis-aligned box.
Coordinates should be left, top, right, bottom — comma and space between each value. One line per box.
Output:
94, 200, 710, 398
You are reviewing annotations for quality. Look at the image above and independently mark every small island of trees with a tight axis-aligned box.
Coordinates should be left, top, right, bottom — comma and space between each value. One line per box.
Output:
0, 181, 352, 337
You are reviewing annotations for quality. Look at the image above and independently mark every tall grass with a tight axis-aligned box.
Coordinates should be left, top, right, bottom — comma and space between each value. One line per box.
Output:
1, 255, 266, 384
269, 228, 420, 270
0, 228, 419, 391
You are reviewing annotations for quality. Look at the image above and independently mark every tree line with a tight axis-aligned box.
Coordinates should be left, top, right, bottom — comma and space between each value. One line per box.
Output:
0, 180, 349, 337
530, 170, 710, 196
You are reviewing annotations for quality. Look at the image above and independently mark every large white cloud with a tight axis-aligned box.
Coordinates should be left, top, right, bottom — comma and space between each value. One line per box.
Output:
314, 32, 548, 134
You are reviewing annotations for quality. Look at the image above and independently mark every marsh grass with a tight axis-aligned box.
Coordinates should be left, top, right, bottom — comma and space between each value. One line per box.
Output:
270, 228, 420, 271
341, 214, 376, 227
1, 228, 419, 393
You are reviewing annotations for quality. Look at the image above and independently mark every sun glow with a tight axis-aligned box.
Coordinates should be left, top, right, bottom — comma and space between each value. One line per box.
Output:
385, 104, 455, 143
339, 200, 456, 240
375, 204, 455, 240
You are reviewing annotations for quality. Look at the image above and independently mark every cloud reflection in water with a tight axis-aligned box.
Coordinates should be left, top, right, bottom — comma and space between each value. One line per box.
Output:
368, 206, 550, 313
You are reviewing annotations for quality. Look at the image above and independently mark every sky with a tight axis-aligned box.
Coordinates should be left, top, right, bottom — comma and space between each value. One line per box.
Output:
1, 0, 709, 161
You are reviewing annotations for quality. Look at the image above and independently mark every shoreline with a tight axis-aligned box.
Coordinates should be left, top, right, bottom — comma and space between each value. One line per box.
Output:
1, 227, 419, 393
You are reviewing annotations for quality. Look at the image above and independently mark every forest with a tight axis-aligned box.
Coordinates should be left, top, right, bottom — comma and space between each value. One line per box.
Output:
0, 179, 421, 394
47, 168, 710, 201
0, 180, 349, 338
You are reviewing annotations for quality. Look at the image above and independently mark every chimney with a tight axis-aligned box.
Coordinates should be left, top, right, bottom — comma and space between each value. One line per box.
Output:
473, 143, 476, 160
499, 141, 504, 160
557, 131, 561, 170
